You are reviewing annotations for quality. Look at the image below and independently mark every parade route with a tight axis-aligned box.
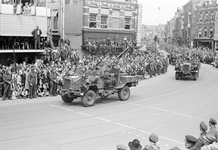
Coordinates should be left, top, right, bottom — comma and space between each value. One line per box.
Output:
1, 64, 218, 150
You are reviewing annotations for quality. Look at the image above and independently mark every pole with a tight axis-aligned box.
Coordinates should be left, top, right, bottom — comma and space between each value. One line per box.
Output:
13, 45, 16, 73
62, 0, 65, 39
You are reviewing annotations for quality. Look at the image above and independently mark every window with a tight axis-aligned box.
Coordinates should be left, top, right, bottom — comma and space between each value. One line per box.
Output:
199, 13, 203, 22
112, 10, 120, 17
112, 18, 120, 29
89, 14, 97, 28
198, 28, 202, 37
188, 14, 191, 24
204, 28, 208, 37
125, 17, 131, 29
210, 28, 214, 38
100, 15, 108, 28
211, 12, 215, 21
52, 10, 58, 30
205, 12, 208, 22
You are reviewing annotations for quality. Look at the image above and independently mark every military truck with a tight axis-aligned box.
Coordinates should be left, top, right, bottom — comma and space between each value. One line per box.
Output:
175, 61, 200, 81
61, 68, 142, 107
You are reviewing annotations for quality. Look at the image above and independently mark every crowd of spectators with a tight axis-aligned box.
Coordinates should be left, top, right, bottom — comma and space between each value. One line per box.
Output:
116, 118, 218, 150
0, 38, 168, 100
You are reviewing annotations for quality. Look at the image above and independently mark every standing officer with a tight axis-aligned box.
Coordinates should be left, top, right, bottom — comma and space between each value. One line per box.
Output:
0, 69, 3, 97
184, 135, 197, 150
27, 66, 37, 99
208, 118, 218, 141
2, 69, 12, 100
196, 122, 208, 150
143, 133, 160, 150
49, 68, 57, 96
31, 26, 42, 49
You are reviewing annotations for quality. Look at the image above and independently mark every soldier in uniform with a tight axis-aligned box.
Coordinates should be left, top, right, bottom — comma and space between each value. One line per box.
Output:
49, 68, 58, 96
27, 66, 37, 99
0, 69, 3, 97
143, 133, 160, 150
201, 134, 216, 150
208, 118, 218, 141
184, 135, 197, 150
2, 69, 12, 100
196, 122, 208, 150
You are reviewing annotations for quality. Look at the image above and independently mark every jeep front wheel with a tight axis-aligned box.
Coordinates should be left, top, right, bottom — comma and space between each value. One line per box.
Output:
61, 95, 74, 103
81, 90, 96, 107
118, 86, 130, 101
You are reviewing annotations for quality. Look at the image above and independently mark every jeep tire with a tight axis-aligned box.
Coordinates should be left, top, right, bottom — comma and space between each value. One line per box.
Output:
81, 90, 96, 107
193, 73, 197, 81
61, 95, 74, 103
175, 72, 179, 80
118, 86, 130, 101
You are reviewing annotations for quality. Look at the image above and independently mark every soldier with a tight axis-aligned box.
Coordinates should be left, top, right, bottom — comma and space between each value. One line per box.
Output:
201, 134, 216, 150
196, 122, 208, 150
0, 69, 3, 97
49, 68, 58, 96
184, 135, 197, 150
208, 118, 218, 141
27, 66, 37, 99
143, 133, 160, 150
2, 69, 12, 100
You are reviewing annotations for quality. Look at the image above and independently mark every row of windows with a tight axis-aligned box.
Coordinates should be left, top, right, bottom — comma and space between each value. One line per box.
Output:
198, 12, 215, 23
89, 14, 132, 29
198, 28, 214, 38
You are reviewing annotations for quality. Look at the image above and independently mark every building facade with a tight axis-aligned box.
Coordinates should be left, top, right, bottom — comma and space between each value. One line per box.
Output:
52, 0, 142, 52
194, 0, 217, 49
0, 0, 51, 65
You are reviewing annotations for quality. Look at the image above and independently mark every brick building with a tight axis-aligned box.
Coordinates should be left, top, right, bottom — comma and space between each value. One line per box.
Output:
194, 1, 217, 48
52, 0, 142, 53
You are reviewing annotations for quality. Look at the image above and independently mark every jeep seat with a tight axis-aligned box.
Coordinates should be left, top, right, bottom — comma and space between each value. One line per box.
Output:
111, 68, 120, 86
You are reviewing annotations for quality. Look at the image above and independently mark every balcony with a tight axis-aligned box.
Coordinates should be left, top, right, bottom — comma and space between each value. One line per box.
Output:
0, 14, 48, 37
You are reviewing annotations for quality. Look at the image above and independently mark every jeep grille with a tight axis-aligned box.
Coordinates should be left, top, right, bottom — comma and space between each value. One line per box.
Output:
63, 78, 71, 89
182, 64, 191, 71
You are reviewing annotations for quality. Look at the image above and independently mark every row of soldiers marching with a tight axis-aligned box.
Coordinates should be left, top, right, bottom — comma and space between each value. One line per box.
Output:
0, 65, 61, 100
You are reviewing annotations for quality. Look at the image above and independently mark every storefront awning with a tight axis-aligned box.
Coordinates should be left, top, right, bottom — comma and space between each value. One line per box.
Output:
0, 49, 46, 53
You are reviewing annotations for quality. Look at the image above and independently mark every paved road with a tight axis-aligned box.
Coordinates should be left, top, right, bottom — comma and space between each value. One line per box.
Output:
1, 64, 218, 150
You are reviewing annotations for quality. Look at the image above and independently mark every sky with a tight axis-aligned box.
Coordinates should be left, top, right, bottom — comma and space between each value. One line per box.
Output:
138, 0, 189, 25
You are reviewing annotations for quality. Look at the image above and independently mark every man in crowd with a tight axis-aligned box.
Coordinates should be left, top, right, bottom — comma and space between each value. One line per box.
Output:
3, 69, 12, 100
0, 69, 3, 97
184, 135, 197, 150
201, 133, 216, 150
196, 122, 208, 150
27, 66, 37, 99
31, 26, 42, 49
49, 68, 58, 96
143, 133, 160, 150
128, 139, 142, 150
208, 118, 218, 141
46, 26, 54, 48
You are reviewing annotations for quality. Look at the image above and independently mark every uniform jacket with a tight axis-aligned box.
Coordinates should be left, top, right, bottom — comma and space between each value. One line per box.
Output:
143, 143, 160, 150
209, 126, 218, 141
3, 73, 12, 84
195, 131, 207, 150
27, 71, 37, 84
49, 72, 57, 82
31, 29, 42, 39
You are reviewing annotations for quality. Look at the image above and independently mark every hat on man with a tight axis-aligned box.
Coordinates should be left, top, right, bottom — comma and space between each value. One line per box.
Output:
128, 139, 142, 150
200, 122, 208, 131
203, 134, 216, 143
149, 133, 159, 143
209, 118, 217, 125
185, 135, 197, 144
117, 144, 127, 150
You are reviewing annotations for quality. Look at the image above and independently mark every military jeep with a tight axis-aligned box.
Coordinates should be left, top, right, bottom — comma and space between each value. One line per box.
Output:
61, 68, 142, 107
175, 62, 199, 81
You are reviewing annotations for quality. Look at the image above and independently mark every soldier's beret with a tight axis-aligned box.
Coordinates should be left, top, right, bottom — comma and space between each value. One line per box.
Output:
185, 135, 197, 143
116, 144, 127, 150
209, 118, 217, 125
203, 134, 216, 143
200, 122, 208, 131
149, 133, 159, 143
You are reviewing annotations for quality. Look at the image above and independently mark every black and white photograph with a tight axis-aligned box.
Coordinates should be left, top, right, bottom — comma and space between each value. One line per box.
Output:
0, 0, 218, 149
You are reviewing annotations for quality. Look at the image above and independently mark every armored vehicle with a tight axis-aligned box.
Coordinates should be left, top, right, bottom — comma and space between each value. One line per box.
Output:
175, 61, 200, 81
61, 68, 142, 107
